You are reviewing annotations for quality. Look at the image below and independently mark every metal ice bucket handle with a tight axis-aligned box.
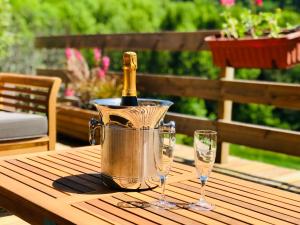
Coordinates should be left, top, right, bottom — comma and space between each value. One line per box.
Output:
159, 121, 175, 133
89, 118, 104, 145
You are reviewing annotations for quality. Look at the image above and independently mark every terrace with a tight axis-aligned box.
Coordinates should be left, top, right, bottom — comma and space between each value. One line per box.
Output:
1, 29, 299, 224
0, 1, 300, 224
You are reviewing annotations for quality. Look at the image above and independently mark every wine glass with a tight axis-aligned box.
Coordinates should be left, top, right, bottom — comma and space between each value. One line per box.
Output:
152, 125, 176, 209
190, 130, 217, 211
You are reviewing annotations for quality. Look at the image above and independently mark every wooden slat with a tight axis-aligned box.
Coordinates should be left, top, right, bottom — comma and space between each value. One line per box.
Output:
47, 154, 99, 173
57, 104, 98, 119
36, 68, 71, 84
173, 162, 300, 202
137, 73, 219, 100
222, 79, 300, 110
35, 155, 102, 186
218, 120, 300, 157
74, 201, 133, 225
108, 71, 220, 100
113, 193, 203, 225
0, 73, 57, 88
126, 191, 228, 225
35, 31, 218, 51
59, 152, 101, 169
36, 68, 71, 85
39, 69, 300, 110
0, 101, 46, 113
0, 173, 109, 225
174, 182, 299, 224
15, 157, 94, 194
0, 137, 49, 152
57, 128, 88, 141
57, 124, 88, 141
0, 162, 67, 198
57, 118, 89, 134
66, 151, 100, 164
58, 114, 89, 129
0, 93, 47, 106
0, 86, 49, 96
208, 176, 300, 208
165, 184, 293, 225
89, 197, 161, 225
44, 152, 99, 175
6, 160, 80, 196
39, 70, 220, 100
0, 145, 48, 157
184, 180, 300, 218
165, 112, 216, 136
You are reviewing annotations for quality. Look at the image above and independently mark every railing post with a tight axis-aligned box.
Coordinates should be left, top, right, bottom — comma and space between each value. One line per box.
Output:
216, 67, 234, 163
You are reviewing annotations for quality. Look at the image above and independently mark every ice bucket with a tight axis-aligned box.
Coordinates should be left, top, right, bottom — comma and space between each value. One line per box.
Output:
89, 98, 175, 190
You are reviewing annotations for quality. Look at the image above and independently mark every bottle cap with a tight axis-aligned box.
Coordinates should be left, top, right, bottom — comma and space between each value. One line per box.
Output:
123, 52, 137, 70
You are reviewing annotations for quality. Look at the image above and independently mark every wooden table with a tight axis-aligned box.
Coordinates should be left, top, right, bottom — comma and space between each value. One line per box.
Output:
0, 146, 299, 225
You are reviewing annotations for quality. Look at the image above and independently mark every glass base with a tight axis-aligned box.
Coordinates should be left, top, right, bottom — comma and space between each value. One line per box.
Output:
151, 200, 176, 210
189, 199, 215, 211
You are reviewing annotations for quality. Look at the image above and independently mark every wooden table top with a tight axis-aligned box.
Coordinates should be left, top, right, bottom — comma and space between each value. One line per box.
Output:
0, 146, 299, 225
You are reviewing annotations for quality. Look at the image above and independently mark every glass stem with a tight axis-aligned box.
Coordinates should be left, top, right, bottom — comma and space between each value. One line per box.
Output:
160, 175, 166, 202
199, 178, 207, 202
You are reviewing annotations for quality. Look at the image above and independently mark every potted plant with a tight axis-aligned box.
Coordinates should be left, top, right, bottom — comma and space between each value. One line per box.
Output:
56, 48, 122, 141
205, 3, 300, 69
63, 48, 122, 109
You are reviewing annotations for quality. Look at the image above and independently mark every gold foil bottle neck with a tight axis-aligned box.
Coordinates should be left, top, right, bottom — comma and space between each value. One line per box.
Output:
122, 51, 137, 97
123, 52, 137, 70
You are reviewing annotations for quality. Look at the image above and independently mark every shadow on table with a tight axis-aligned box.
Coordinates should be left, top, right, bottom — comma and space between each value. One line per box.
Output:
117, 201, 151, 208
53, 173, 117, 195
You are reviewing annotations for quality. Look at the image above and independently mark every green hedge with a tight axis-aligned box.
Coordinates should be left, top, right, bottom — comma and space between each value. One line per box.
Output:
2, 0, 300, 134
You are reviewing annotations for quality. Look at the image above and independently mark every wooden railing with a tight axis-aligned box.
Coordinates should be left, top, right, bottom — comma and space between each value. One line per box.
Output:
35, 31, 300, 162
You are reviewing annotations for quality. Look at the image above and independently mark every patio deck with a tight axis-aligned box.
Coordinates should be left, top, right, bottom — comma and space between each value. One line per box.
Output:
1, 139, 299, 225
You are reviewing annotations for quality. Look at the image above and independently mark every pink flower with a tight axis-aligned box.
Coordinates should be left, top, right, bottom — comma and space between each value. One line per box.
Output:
65, 48, 73, 60
220, 0, 235, 6
93, 48, 101, 64
64, 87, 75, 97
97, 68, 105, 79
74, 49, 83, 62
102, 56, 110, 72
255, 0, 263, 6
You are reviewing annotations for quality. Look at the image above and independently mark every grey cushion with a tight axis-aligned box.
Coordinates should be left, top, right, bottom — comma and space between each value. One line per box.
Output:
0, 111, 48, 141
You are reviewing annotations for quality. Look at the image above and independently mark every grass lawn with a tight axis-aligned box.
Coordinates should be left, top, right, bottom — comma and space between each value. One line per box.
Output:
230, 144, 300, 170
176, 134, 300, 170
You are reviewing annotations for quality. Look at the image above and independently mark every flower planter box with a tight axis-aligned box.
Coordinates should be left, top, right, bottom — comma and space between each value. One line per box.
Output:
57, 104, 97, 142
205, 30, 300, 69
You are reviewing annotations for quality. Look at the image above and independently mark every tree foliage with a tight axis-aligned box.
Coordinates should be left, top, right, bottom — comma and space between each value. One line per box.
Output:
0, 0, 13, 59
1, 0, 300, 132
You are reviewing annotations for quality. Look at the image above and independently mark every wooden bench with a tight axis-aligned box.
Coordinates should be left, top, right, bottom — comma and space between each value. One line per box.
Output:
0, 73, 61, 156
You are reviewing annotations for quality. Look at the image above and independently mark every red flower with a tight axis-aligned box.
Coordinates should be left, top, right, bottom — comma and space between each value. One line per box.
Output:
220, 0, 235, 6
64, 87, 75, 97
93, 48, 101, 65
74, 49, 83, 62
102, 56, 110, 72
65, 48, 73, 60
255, 0, 263, 6
97, 68, 105, 79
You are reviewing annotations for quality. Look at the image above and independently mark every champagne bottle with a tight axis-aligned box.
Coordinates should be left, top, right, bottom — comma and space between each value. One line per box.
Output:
121, 51, 138, 106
